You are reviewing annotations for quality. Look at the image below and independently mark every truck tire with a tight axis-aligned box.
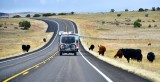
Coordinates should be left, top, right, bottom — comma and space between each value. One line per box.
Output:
74, 52, 77, 56
60, 52, 62, 56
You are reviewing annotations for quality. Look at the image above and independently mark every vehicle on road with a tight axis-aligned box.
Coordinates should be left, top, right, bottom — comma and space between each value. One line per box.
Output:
59, 31, 79, 56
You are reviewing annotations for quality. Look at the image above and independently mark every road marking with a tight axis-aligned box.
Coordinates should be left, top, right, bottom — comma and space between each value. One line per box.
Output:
0, 19, 59, 64
22, 71, 29, 75
3, 51, 59, 82
62, 20, 68, 32
35, 65, 39, 68
69, 20, 75, 33
79, 51, 113, 82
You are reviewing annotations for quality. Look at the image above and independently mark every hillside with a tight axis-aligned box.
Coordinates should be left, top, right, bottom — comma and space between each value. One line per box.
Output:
51, 11, 160, 81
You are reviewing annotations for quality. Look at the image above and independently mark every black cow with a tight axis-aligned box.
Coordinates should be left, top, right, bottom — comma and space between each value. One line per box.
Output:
114, 48, 143, 63
147, 52, 155, 62
22, 44, 30, 52
43, 38, 46, 42
89, 44, 95, 51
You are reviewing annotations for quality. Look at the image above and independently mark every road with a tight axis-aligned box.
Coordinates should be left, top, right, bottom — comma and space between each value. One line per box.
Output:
0, 18, 151, 82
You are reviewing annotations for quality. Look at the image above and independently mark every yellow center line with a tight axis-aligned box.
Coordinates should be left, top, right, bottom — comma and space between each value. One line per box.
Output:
62, 21, 68, 32
3, 51, 59, 82
22, 71, 29, 75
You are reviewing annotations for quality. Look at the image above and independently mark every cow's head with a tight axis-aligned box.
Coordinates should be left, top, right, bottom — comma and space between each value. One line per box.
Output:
114, 49, 123, 58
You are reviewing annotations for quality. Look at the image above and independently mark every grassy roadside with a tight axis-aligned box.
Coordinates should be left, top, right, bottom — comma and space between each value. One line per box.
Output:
0, 18, 53, 59
51, 11, 160, 81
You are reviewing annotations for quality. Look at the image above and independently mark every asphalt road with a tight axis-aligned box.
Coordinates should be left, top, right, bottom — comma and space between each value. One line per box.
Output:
0, 18, 151, 82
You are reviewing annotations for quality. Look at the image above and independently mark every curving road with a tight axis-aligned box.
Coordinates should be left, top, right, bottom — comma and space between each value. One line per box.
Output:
0, 18, 151, 82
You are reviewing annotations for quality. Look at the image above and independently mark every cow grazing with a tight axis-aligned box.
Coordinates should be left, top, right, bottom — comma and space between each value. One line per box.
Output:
98, 45, 106, 56
148, 43, 151, 46
22, 44, 30, 52
114, 48, 143, 63
147, 52, 155, 62
89, 44, 95, 51
43, 38, 46, 42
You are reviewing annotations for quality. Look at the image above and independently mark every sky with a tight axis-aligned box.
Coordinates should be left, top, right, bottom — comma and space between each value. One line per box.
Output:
0, 0, 159, 13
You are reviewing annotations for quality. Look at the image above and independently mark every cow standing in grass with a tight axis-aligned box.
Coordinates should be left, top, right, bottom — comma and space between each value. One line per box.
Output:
114, 48, 143, 63
22, 44, 30, 52
89, 44, 95, 51
147, 52, 155, 63
98, 45, 106, 56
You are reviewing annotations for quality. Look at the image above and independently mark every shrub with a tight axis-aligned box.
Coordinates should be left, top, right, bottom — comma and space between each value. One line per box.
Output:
14, 27, 18, 29
13, 15, 21, 18
0, 24, 2, 27
102, 21, 105, 24
58, 13, 67, 15
125, 18, 131, 22
148, 24, 151, 28
33, 14, 41, 17
26, 14, 30, 17
19, 21, 31, 30
145, 14, 149, 17
145, 9, 149, 11
152, 20, 155, 22
139, 8, 144, 12
116, 22, 119, 26
134, 21, 142, 28
137, 19, 141, 22
154, 25, 157, 27
52, 13, 56, 15
43, 13, 52, 17
117, 14, 121, 17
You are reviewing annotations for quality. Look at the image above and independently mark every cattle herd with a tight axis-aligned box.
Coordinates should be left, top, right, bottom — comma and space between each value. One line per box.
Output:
89, 44, 156, 63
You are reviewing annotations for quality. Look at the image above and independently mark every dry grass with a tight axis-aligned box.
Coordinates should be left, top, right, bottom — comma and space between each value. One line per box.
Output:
51, 11, 160, 81
0, 18, 53, 59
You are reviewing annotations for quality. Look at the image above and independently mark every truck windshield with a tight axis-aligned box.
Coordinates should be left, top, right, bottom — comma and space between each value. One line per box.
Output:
61, 36, 75, 44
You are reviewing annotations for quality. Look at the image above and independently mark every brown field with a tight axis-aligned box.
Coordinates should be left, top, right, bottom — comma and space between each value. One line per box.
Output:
0, 18, 53, 59
51, 11, 160, 81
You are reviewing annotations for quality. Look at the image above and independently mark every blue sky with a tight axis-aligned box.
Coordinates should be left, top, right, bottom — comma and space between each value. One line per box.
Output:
0, 0, 159, 13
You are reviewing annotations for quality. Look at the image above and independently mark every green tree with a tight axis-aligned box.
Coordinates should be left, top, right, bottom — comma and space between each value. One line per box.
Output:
26, 14, 30, 17
139, 8, 144, 12
33, 14, 41, 17
71, 12, 75, 15
52, 13, 56, 15
152, 7, 156, 11
13, 15, 21, 18
58, 13, 67, 15
19, 21, 31, 30
110, 9, 115, 12
125, 9, 129, 12
157, 7, 160, 11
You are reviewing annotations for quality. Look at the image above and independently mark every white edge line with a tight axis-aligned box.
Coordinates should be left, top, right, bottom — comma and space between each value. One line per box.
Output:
0, 19, 60, 64
79, 51, 113, 82
70, 19, 113, 82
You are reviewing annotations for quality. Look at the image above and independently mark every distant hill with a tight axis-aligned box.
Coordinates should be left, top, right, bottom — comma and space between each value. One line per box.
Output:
0, 12, 9, 17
